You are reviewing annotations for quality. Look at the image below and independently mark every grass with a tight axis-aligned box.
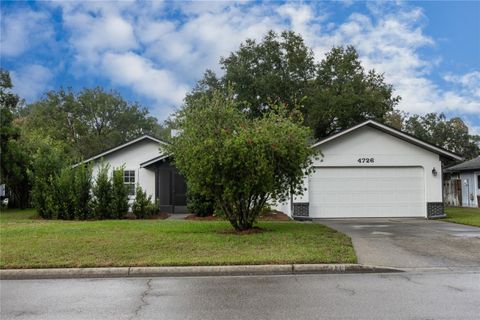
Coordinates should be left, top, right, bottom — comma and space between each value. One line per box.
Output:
0, 208, 356, 269
442, 207, 480, 227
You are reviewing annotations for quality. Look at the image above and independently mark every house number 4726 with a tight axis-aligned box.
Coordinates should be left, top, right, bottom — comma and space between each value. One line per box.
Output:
358, 158, 375, 163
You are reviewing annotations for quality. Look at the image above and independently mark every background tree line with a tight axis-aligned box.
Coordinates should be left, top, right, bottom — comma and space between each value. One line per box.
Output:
1, 73, 170, 208
1, 30, 479, 209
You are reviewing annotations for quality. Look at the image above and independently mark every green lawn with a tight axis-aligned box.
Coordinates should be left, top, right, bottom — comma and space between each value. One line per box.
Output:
0, 209, 356, 269
443, 207, 480, 227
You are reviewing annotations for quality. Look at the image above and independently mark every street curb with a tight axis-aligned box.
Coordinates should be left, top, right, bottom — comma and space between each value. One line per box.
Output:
292, 264, 400, 274
0, 267, 130, 280
0, 264, 402, 280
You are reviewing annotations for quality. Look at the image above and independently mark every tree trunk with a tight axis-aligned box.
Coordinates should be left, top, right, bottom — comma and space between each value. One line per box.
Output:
221, 195, 267, 231
235, 218, 254, 231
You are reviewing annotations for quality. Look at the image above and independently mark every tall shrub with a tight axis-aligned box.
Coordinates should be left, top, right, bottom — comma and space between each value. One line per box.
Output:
73, 164, 92, 220
54, 166, 76, 219
168, 90, 315, 231
92, 163, 113, 219
187, 192, 216, 217
111, 166, 129, 219
30, 138, 68, 219
37, 177, 58, 219
132, 185, 156, 219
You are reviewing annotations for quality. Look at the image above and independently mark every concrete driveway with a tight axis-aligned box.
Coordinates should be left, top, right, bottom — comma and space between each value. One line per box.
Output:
318, 219, 480, 269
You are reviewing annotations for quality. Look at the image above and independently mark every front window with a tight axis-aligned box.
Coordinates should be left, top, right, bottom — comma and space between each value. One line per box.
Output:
123, 170, 135, 196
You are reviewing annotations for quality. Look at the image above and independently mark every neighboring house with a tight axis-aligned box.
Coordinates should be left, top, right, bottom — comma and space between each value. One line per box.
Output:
79, 120, 462, 218
77, 135, 188, 214
275, 120, 462, 219
443, 157, 480, 208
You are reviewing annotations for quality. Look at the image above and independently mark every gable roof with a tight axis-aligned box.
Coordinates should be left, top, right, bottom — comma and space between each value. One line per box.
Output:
311, 120, 463, 161
140, 154, 171, 168
444, 156, 480, 173
74, 135, 169, 167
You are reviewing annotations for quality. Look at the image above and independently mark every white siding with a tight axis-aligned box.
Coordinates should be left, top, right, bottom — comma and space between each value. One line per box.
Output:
275, 126, 444, 218
91, 139, 164, 202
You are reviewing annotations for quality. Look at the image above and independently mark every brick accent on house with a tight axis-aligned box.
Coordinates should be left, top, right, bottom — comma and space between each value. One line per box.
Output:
427, 202, 445, 218
293, 203, 309, 217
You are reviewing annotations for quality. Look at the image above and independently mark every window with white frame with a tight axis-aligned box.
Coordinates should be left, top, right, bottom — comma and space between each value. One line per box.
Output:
123, 170, 135, 196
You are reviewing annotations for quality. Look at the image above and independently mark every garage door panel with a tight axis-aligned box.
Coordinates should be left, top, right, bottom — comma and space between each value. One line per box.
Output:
309, 167, 425, 218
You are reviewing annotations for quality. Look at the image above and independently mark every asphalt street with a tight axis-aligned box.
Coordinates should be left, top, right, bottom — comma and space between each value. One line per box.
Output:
1, 271, 479, 320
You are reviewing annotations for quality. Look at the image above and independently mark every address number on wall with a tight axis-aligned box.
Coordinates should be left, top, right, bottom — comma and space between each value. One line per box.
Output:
357, 158, 375, 163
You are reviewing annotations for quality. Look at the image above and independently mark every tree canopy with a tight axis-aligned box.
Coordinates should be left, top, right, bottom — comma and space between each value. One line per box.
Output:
305, 46, 400, 137
187, 31, 400, 139
384, 111, 480, 160
19, 87, 167, 159
404, 113, 479, 160
0, 69, 30, 208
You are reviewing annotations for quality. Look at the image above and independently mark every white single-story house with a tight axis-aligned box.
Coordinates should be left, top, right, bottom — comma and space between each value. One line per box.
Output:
443, 157, 480, 208
79, 120, 462, 218
78, 135, 189, 213
274, 120, 462, 219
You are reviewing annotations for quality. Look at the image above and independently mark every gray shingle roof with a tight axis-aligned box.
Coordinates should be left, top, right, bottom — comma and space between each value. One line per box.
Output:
444, 156, 480, 172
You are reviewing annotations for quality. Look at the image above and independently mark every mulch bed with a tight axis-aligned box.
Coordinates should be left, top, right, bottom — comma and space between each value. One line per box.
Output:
258, 211, 291, 221
124, 212, 170, 220
148, 212, 170, 220
185, 210, 291, 221
185, 214, 222, 221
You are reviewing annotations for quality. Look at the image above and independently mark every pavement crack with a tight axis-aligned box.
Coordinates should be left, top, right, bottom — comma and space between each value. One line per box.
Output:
397, 274, 422, 285
130, 279, 152, 319
335, 284, 356, 296
445, 285, 464, 292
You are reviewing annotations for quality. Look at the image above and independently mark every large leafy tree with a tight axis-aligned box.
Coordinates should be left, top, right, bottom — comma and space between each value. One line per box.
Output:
188, 31, 399, 139
20, 87, 167, 159
186, 30, 316, 117
305, 46, 400, 138
169, 91, 315, 231
0, 69, 30, 208
403, 113, 479, 160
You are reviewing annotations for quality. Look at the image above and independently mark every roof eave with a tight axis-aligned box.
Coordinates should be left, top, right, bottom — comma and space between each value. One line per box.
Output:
140, 154, 172, 168
311, 120, 463, 161
73, 135, 168, 167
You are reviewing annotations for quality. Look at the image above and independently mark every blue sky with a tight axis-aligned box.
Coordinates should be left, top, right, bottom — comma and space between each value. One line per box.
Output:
1, 1, 479, 133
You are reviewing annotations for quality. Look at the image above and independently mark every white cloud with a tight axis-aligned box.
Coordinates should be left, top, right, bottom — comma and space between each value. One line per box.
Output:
444, 71, 480, 98
10, 64, 53, 101
58, 1, 283, 110
9, 1, 477, 124
0, 9, 53, 57
296, 6, 480, 117
138, 4, 282, 78
101, 52, 189, 117
276, 4, 321, 37
61, 5, 137, 66
471, 125, 480, 136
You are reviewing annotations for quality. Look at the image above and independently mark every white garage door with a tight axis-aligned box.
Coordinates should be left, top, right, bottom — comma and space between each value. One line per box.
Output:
309, 167, 425, 218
